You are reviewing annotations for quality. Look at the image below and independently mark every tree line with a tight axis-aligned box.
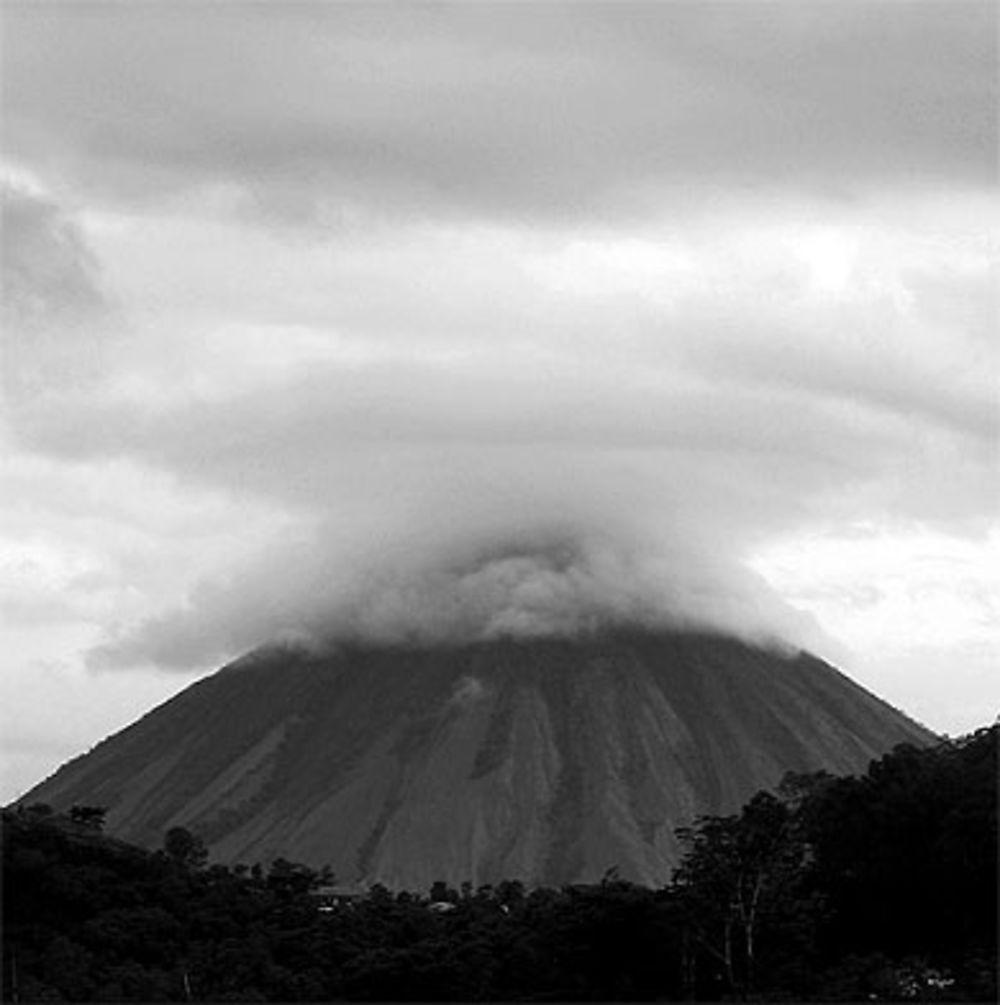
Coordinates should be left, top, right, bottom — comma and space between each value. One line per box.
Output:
3, 724, 995, 1001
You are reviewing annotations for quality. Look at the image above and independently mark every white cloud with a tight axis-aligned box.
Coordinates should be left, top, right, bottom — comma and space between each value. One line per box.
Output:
750, 525, 1000, 730
3, 186, 995, 689
1, 2, 997, 797
751, 526, 1000, 651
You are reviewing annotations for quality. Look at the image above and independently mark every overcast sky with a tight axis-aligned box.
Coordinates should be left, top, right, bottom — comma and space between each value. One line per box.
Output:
1, 1, 997, 802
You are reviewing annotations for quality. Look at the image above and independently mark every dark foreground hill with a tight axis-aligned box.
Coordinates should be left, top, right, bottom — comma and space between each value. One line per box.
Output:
4, 727, 996, 1002
20, 629, 931, 886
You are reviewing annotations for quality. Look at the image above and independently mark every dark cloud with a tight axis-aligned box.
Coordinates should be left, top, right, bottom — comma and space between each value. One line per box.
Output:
3, 3, 994, 223
1, 185, 107, 325
1, 185, 117, 399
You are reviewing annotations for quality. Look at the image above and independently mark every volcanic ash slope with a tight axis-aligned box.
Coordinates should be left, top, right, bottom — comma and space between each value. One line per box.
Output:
21, 630, 933, 888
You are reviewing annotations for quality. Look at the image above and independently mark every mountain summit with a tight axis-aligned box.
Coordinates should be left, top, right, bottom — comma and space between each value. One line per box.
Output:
21, 630, 931, 887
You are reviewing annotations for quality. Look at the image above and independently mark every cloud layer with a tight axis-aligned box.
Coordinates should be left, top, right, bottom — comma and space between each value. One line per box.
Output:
86, 477, 828, 672
0, 3, 996, 752
3, 3, 994, 222
3, 176, 995, 671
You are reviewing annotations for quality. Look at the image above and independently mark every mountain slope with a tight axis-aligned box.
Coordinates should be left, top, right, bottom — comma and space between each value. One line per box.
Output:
19, 630, 933, 887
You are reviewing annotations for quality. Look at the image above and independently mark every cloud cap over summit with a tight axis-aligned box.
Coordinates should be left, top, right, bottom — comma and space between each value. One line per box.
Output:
1, 1, 997, 800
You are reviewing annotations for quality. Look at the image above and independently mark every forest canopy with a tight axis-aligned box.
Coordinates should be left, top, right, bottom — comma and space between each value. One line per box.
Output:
3, 725, 996, 1002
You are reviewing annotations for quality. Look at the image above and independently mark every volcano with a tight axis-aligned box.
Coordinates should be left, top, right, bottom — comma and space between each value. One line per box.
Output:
20, 630, 931, 888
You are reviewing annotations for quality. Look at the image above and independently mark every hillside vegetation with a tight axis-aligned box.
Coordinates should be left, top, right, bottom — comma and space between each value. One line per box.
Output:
3, 725, 995, 1001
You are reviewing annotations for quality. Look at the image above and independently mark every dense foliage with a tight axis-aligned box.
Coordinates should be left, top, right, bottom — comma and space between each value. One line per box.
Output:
3, 725, 995, 1001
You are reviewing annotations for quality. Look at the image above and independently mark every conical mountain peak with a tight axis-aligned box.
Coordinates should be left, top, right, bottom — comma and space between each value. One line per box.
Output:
21, 628, 932, 888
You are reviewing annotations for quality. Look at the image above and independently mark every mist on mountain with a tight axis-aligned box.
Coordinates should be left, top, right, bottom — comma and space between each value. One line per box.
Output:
88, 480, 833, 674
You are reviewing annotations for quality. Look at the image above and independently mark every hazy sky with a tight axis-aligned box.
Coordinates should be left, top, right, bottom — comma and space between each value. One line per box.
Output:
1, 1, 997, 802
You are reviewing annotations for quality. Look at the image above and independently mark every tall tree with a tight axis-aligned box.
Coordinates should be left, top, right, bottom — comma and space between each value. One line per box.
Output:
673, 791, 809, 998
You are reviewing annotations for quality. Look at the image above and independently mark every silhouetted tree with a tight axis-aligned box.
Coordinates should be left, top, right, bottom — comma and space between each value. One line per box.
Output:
3, 725, 995, 1002
69, 805, 106, 831
163, 826, 208, 869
